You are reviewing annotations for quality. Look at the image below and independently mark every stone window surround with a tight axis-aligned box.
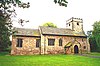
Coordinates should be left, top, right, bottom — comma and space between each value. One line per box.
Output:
59, 38, 62, 46
48, 39, 55, 46
36, 39, 40, 48
16, 38, 23, 47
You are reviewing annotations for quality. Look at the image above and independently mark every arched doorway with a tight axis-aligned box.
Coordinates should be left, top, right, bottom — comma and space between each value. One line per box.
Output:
74, 45, 79, 54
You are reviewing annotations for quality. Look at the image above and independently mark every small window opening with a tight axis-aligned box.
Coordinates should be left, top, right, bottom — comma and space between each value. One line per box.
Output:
17, 38, 23, 47
69, 24, 70, 26
83, 46, 86, 49
59, 38, 62, 46
77, 23, 79, 25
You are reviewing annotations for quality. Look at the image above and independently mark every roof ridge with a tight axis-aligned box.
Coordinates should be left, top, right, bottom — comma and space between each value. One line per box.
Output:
14, 27, 38, 30
39, 26, 72, 30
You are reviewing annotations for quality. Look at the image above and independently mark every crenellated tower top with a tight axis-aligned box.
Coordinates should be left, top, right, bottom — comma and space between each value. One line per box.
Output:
66, 17, 83, 32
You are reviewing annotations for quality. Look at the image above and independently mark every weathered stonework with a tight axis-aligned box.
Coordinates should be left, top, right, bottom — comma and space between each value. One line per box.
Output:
11, 17, 90, 55
41, 35, 89, 54
11, 36, 40, 55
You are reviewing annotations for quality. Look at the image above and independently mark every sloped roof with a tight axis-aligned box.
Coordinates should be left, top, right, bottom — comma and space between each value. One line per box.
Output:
39, 26, 86, 37
13, 28, 40, 36
13, 26, 86, 37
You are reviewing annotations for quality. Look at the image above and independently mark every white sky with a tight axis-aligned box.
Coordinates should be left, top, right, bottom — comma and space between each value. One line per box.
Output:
13, 0, 100, 33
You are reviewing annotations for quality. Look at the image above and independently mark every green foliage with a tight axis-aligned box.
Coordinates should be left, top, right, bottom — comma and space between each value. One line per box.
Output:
92, 21, 100, 36
91, 21, 100, 52
0, 0, 30, 51
89, 36, 97, 52
54, 0, 68, 7
43, 22, 57, 28
87, 30, 92, 37
0, 54, 100, 66
0, 11, 11, 51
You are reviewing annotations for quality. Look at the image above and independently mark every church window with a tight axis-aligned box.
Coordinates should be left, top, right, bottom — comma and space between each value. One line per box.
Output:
59, 38, 62, 46
83, 46, 86, 49
82, 39, 84, 42
77, 22, 79, 25
48, 39, 55, 46
36, 39, 40, 47
17, 38, 23, 47
69, 24, 70, 26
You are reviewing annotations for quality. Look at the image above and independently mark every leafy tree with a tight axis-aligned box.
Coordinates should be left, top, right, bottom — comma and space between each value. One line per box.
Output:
43, 22, 57, 28
87, 30, 92, 37
54, 0, 68, 7
92, 21, 100, 52
87, 30, 96, 52
0, 12, 10, 51
0, 0, 29, 51
89, 36, 97, 52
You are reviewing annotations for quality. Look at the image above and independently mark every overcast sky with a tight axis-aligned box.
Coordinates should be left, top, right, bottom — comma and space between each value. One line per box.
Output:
13, 0, 100, 33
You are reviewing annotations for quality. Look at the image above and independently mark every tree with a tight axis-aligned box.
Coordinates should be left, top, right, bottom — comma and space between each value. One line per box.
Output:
43, 22, 57, 28
0, 0, 30, 51
0, 12, 10, 51
87, 31, 97, 52
54, 0, 68, 7
87, 30, 92, 38
92, 21, 100, 52
89, 36, 97, 52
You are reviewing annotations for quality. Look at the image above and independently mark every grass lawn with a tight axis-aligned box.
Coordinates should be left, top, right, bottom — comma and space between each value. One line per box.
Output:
0, 52, 100, 66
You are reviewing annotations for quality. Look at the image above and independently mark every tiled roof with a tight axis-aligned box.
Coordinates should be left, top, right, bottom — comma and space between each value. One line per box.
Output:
13, 26, 86, 37
13, 28, 40, 36
39, 26, 86, 37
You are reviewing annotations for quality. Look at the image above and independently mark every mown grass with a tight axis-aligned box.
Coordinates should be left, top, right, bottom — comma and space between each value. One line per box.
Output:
0, 52, 100, 66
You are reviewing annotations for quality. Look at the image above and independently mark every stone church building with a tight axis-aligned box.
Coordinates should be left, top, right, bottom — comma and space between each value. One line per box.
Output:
11, 17, 90, 55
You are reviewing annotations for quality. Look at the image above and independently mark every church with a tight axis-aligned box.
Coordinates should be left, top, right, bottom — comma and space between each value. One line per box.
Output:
11, 17, 90, 55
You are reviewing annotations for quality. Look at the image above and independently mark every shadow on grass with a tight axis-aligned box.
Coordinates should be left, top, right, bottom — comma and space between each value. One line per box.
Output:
0, 52, 10, 56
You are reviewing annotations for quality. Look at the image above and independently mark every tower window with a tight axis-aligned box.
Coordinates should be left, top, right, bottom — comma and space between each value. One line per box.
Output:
69, 24, 70, 26
77, 22, 79, 25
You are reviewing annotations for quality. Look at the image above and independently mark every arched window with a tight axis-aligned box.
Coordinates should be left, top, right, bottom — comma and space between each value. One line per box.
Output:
36, 39, 40, 47
59, 38, 62, 46
82, 39, 84, 42
69, 24, 70, 26
77, 22, 79, 25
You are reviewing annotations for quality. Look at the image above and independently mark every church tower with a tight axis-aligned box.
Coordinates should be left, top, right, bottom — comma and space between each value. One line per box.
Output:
66, 17, 83, 32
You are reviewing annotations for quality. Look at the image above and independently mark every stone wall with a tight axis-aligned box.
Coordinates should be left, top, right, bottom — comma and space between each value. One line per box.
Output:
42, 35, 89, 54
11, 36, 40, 55
11, 35, 90, 55
66, 17, 83, 32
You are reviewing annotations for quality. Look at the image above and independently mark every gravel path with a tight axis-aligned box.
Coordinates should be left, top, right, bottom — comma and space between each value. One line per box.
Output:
80, 54, 100, 58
